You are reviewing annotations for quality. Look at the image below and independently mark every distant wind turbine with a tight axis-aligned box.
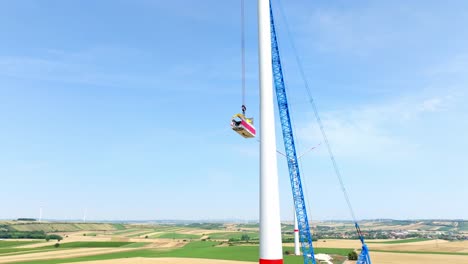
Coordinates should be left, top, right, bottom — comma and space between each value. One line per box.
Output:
83, 208, 87, 223
39, 203, 44, 222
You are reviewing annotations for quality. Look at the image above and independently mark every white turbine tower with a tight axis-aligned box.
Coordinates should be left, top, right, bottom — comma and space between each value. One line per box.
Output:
39, 205, 43, 222
294, 210, 300, 256
83, 208, 87, 223
258, 0, 283, 263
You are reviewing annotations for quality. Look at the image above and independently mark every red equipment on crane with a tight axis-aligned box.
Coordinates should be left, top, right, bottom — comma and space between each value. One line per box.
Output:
231, 112, 256, 138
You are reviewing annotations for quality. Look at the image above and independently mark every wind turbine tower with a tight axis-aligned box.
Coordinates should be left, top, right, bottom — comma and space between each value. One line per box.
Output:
258, 0, 283, 263
39, 206, 43, 222
83, 208, 87, 223
294, 211, 300, 255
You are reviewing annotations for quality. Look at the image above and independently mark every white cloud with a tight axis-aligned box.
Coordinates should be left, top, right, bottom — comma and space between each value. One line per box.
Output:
296, 94, 457, 159
0, 50, 150, 88
426, 53, 468, 76
420, 98, 443, 112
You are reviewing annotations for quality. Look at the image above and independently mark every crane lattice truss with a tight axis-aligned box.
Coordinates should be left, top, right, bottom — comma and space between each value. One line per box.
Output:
269, 4, 316, 264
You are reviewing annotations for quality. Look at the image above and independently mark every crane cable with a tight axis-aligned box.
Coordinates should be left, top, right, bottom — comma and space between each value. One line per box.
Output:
274, 0, 360, 225
240, 0, 247, 116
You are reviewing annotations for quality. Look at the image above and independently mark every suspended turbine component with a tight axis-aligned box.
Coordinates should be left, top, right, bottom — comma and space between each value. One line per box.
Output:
232, 0, 256, 139
231, 113, 256, 138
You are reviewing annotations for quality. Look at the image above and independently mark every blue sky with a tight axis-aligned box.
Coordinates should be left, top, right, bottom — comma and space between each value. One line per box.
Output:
0, 0, 467, 221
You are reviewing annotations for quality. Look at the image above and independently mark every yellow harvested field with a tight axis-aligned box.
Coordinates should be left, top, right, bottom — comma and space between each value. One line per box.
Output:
66, 257, 255, 264
287, 239, 468, 254
138, 231, 164, 237
115, 229, 154, 237
371, 240, 468, 253
314, 239, 362, 249
16, 236, 186, 249
370, 252, 468, 264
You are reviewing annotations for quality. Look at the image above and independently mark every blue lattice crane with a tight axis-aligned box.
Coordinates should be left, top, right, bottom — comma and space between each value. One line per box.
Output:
269, 4, 316, 264
269, 1, 372, 263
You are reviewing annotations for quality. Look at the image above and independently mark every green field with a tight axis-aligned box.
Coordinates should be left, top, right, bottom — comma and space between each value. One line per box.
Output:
0, 247, 44, 255
150, 232, 201, 239
15, 241, 352, 264
120, 242, 150, 248
0, 240, 40, 248
1, 221, 466, 264
0, 245, 58, 255
10, 223, 117, 232
207, 232, 259, 240
111, 228, 140, 235
126, 230, 155, 238
185, 223, 224, 230
459, 221, 468, 231
237, 223, 259, 228
112, 224, 127, 230
57, 242, 134, 248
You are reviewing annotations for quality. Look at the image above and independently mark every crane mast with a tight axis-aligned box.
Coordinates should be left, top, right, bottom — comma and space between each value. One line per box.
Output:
269, 4, 316, 264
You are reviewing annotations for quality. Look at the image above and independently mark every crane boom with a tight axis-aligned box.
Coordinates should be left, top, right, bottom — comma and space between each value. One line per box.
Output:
269, 4, 316, 264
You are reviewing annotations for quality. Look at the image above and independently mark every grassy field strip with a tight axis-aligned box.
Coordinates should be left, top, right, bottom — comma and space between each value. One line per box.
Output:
0, 247, 139, 263
153, 228, 184, 233
110, 229, 153, 237
11, 241, 352, 264
176, 229, 234, 235
64, 257, 257, 264
140, 232, 163, 238
459, 221, 468, 231
149, 233, 201, 239
111, 224, 126, 231
59, 242, 134, 248
126, 230, 156, 238
111, 229, 140, 235
0, 241, 138, 257
0, 247, 57, 256
0, 243, 71, 256
0, 240, 41, 248
120, 242, 150, 248
11, 223, 116, 233
367, 238, 429, 244
206, 232, 258, 240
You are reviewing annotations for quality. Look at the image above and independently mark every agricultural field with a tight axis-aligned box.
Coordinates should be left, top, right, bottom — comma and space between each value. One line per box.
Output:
459, 221, 468, 232
0, 220, 466, 264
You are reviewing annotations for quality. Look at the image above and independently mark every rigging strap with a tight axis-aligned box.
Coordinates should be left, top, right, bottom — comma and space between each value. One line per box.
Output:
241, 0, 246, 113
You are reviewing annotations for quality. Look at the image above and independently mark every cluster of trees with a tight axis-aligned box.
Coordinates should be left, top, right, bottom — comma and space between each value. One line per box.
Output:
0, 230, 46, 239
228, 234, 252, 242
17, 218, 37, 221
0, 228, 62, 241
45, 234, 63, 241
348, 251, 358, 260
